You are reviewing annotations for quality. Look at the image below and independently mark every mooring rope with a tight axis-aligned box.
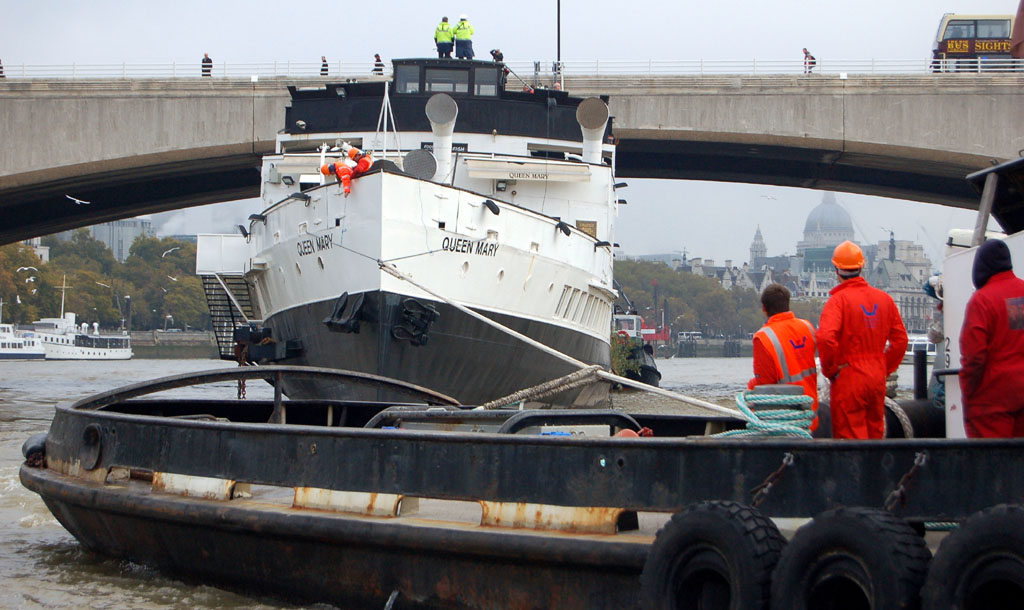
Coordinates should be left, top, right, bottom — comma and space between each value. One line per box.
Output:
712, 392, 816, 438
379, 261, 744, 419
885, 397, 915, 438
479, 365, 604, 410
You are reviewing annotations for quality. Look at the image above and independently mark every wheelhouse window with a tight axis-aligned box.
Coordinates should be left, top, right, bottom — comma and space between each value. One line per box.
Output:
474, 67, 499, 96
425, 68, 469, 94
394, 65, 420, 94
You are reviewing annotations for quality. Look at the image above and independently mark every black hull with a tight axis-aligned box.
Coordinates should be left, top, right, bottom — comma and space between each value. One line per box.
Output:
263, 291, 610, 406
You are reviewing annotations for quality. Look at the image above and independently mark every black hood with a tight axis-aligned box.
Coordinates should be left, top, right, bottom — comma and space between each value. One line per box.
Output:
972, 239, 1013, 288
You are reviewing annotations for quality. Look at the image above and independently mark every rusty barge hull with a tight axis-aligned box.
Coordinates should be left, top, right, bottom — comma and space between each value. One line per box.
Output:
18, 368, 1024, 609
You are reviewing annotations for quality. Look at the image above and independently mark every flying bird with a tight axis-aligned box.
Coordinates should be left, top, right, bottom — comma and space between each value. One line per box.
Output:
25, 276, 36, 283
66, 195, 91, 205
16, 295, 21, 304
161, 287, 168, 293
30, 289, 37, 295
95, 281, 111, 288
161, 247, 181, 258
167, 275, 179, 282
16, 266, 38, 273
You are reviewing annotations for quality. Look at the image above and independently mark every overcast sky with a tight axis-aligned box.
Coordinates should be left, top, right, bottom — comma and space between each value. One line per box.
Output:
3, 0, 1017, 265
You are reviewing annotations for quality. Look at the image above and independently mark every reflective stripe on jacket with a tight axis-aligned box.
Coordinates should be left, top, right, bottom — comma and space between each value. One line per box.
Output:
454, 20, 474, 40
435, 22, 453, 43
749, 312, 819, 422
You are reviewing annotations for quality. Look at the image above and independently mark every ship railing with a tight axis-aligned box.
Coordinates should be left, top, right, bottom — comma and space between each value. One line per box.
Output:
2, 58, 1023, 79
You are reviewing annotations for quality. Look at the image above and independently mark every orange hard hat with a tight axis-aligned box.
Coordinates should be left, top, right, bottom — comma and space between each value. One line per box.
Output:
831, 240, 865, 270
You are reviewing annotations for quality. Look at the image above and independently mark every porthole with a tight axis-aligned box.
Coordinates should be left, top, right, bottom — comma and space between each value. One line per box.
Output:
497, 269, 505, 282
317, 256, 325, 270
295, 262, 302, 275
460, 261, 470, 277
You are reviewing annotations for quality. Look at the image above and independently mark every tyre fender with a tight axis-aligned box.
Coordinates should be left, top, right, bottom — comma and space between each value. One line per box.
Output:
771, 506, 930, 610
922, 503, 1024, 610
639, 500, 784, 610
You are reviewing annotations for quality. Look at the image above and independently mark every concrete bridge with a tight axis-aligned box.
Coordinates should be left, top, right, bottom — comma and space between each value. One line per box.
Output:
2, 74, 1022, 245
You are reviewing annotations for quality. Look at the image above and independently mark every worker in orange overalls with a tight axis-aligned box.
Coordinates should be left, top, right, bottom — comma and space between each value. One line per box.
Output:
320, 143, 374, 196
816, 241, 908, 439
748, 283, 819, 430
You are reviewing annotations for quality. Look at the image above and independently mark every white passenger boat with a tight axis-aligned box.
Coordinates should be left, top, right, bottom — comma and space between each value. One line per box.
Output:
31, 312, 132, 360
197, 58, 617, 405
0, 323, 45, 360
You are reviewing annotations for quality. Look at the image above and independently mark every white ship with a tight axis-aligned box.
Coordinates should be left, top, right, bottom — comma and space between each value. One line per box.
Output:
0, 323, 45, 360
31, 312, 132, 360
30, 276, 132, 360
197, 58, 618, 405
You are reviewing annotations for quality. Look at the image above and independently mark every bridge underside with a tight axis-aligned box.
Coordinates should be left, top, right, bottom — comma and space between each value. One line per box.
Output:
0, 154, 261, 246
0, 142, 984, 247
615, 139, 981, 207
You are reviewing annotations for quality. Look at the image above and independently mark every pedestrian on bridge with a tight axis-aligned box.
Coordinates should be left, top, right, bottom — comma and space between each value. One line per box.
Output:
803, 48, 816, 73
201, 53, 212, 77
817, 240, 908, 439
321, 56, 328, 76
0, 59, 5, 78
372, 54, 384, 75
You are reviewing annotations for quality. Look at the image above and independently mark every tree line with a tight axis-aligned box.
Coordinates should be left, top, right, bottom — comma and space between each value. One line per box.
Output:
0, 231, 208, 331
613, 260, 824, 339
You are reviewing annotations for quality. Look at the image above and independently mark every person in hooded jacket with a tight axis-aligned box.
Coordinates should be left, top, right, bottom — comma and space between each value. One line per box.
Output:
817, 240, 908, 439
959, 238, 1024, 438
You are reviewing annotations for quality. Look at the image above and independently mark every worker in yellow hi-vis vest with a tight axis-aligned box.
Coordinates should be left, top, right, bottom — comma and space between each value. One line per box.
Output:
435, 16, 454, 59
454, 14, 475, 59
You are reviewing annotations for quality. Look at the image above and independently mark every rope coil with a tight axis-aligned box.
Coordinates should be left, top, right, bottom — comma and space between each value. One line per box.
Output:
714, 392, 816, 438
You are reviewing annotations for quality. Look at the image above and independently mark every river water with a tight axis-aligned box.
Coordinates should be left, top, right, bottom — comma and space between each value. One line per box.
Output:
0, 357, 923, 609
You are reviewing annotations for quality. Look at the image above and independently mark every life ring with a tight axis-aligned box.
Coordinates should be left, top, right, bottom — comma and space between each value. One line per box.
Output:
639, 500, 784, 610
771, 506, 930, 610
922, 503, 1024, 610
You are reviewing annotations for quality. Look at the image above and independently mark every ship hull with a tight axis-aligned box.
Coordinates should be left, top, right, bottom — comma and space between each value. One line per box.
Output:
264, 289, 610, 406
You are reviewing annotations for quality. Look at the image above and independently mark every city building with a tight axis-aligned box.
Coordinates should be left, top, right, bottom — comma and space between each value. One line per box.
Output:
59, 219, 154, 263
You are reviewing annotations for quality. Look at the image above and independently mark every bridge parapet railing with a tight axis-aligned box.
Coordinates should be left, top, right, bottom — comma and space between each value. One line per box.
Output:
1, 58, 1022, 80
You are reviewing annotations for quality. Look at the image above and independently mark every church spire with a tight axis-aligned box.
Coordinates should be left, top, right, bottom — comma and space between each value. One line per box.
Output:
750, 225, 767, 266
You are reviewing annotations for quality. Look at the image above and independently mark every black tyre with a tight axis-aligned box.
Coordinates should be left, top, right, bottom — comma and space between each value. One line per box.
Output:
771, 506, 929, 610
639, 500, 784, 610
922, 504, 1024, 610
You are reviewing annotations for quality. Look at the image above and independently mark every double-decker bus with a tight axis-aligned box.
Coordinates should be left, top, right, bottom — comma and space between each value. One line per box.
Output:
931, 13, 1017, 71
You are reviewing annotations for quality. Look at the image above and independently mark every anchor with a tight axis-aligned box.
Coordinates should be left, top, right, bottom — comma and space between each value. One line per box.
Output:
391, 298, 439, 346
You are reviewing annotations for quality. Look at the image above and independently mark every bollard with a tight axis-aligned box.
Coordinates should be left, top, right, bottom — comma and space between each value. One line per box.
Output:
913, 350, 928, 400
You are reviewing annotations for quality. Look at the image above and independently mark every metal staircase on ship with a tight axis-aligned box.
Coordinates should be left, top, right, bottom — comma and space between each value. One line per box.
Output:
200, 274, 260, 360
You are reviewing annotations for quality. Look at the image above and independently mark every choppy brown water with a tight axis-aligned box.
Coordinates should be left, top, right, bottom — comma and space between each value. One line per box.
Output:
1, 357, 921, 608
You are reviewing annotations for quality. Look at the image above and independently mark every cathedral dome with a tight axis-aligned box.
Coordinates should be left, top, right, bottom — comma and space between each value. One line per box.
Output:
803, 193, 853, 234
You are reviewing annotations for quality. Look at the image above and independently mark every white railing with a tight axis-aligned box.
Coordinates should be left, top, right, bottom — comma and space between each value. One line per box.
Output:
0, 58, 1022, 80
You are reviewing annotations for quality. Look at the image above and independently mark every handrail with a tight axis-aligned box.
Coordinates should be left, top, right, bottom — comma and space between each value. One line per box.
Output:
1, 58, 1023, 80
69, 365, 461, 411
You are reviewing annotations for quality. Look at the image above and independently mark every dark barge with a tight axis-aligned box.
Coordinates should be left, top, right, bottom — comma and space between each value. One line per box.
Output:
19, 365, 1024, 610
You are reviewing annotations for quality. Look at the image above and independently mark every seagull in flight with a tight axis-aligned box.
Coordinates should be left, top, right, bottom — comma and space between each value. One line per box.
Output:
31, 289, 37, 295
16, 266, 38, 273
66, 195, 91, 205
161, 247, 181, 257
95, 281, 111, 288
25, 276, 36, 283
167, 275, 179, 282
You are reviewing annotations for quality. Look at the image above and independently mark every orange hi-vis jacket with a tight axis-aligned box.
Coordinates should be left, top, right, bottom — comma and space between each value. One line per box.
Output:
748, 311, 819, 429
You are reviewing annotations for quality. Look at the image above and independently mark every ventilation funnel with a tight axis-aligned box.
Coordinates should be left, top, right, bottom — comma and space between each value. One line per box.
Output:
576, 98, 609, 164
426, 93, 459, 181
